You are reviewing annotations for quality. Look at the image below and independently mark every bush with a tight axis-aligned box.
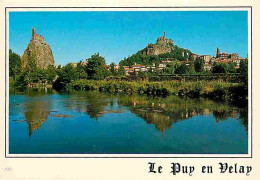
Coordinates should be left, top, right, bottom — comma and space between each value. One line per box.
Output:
69, 79, 246, 102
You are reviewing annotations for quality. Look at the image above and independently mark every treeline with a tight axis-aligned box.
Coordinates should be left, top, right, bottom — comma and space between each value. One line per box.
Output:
9, 50, 125, 89
9, 49, 248, 91
54, 53, 125, 89
9, 49, 57, 88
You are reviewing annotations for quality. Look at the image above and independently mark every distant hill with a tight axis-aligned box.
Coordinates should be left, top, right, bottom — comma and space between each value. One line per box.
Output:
119, 32, 193, 66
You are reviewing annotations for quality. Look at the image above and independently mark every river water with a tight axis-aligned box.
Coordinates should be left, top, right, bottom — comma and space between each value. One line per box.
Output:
9, 89, 248, 154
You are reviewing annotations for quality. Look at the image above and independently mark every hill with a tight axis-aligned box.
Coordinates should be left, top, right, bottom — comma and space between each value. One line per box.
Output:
119, 32, 192, 66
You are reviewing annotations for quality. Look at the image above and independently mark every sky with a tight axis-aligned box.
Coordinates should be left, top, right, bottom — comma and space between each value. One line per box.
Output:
9, 11, 248, 65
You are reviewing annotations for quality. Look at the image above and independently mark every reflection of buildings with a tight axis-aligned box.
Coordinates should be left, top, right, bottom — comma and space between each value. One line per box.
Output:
118, 97, 205, 136
117, 95, 247, 135
24, 101, 50, 137
131, 105, 200, 135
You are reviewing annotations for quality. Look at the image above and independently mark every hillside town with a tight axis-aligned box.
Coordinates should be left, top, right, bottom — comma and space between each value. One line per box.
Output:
65, 31, 245, 76
70, 46, 244, 76
122, 47, 243, 75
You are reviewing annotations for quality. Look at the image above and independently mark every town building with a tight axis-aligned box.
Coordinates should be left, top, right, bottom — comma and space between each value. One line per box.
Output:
131, 63, 147, 73
146, 63, 156, 72
191, 53, 198, 60
123, 66, 134, 75
199, 55, 211, 62
213, 47, 242, 68
216, 47, 239, 60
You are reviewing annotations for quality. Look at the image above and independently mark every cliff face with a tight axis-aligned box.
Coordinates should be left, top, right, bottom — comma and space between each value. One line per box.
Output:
21, 27, 54, 69
143, 32, 174, 56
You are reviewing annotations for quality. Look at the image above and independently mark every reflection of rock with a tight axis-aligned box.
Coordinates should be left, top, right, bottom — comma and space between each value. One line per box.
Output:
25, 110, 49, 137
24, 100, 50, 137
117, 95, 247, 135
121, 98, 199, 135
135, 110, 173, 134
133, 108, 196, 135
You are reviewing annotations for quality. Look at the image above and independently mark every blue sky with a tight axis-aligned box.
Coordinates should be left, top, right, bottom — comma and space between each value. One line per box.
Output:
9, 11, 248, 65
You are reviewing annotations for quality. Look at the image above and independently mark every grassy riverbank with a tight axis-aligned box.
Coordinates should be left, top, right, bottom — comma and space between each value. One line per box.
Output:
68, 79, 247, 102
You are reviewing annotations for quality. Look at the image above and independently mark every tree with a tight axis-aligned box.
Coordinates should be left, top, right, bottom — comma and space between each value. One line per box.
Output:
175, 64, 190, 74
239, 59, 248, 76
76, 61, 87, 79
137, 71, 148, 78
238, 59, 248, 85
86, 53, 111, 80
37, 68, 48, 83
228, 62, 237, 73
164, 60, 181, 74
194, 58, 204, 72
22, 53, 39, 85
188, 61, 195, 74
58, 64, 78, 84
46, 65, 57, 83
118, 64, 126, 76
110, 62, 116, 75
212, 62, 228, 73
9, 49, 21, 81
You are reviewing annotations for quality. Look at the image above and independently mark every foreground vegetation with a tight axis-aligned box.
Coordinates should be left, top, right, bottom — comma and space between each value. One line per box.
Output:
68, 79, 247, 103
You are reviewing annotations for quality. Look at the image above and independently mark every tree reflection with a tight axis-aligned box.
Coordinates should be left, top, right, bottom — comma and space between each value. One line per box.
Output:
63, 91, 110, 120
238, 108, 248, 132
21, 90, 248, 137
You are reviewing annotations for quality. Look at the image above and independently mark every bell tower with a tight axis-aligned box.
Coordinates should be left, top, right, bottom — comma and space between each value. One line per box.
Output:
163, 31, 166, 39
216, 47, 220, 58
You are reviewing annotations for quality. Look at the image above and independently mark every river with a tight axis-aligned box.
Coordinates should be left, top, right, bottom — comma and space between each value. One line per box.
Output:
9, 89, 248, 154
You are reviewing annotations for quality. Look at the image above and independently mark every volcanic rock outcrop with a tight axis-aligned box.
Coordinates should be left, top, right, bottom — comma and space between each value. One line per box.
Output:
21, 27, 54, 69
143, 31, 174, 56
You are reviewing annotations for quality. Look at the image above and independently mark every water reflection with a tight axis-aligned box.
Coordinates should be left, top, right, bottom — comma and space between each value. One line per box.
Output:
238, 108, 248, 132
12, 90, 248, 137
61, 92, 110, 120
115, 95, 247, 135
22, 89, 52, 137
58, 91, 248, 135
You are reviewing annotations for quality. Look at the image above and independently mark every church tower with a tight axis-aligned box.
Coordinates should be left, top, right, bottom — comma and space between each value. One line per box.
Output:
216, 47, 220, 58
32, 27, 36, 40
